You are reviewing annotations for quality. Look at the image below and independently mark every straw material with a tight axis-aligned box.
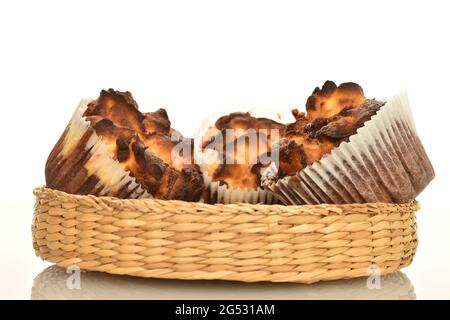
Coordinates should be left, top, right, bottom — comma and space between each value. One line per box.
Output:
32, 187, 419, 283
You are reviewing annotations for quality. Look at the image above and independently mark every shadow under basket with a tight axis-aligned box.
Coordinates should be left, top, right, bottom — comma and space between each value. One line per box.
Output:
32, 187, 419, 284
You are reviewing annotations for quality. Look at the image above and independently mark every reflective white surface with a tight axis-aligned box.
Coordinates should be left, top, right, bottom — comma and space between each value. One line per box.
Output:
0, 201, 448, 299
1, 0, 450, 300
31, 266, 415, 300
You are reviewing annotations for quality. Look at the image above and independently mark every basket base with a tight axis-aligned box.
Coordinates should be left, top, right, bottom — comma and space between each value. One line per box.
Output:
33, 187, 419, 284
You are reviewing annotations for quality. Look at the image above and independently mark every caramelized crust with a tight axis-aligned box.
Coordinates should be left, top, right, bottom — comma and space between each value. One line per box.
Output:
86, 90, 203, 201
84, 89, 146, 133
276, 82, 383, 178
46, 89, 203, 201
305, 99, 383, 140
202, 112, 285, 189
202, 81, 383, 189
202, 112, 285, 150
305, 81, 366, 119
276, 136, 337, 177
143, 109, 172, 134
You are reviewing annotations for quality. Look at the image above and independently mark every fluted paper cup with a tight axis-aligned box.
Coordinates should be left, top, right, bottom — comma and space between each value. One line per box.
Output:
193, 108, 295, 204
264, 92, 434, 205
45, 99, 151, 199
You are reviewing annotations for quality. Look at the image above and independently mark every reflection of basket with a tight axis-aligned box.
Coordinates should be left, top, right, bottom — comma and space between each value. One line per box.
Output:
32, 187, 419, 284
31, 266, 416, 300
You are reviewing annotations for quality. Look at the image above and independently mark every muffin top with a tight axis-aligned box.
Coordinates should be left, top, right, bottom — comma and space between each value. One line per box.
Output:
265, 81, 384, 183
83, 89, 204, 201
201, 81, 384, 190
201, 112, 286, 189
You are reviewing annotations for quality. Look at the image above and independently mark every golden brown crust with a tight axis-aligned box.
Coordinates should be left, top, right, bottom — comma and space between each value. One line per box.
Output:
305, 81, 366, 119
143, 109, 172, 134
305, 99, 383, 140
202, 81, 383, 189
202, 112, 285, 189
84, 89, 145, 132
272, 81, 383, 179
46, 89, 204, 201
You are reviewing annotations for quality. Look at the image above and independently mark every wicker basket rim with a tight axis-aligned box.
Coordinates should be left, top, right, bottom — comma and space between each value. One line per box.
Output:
34, 186, 418, 216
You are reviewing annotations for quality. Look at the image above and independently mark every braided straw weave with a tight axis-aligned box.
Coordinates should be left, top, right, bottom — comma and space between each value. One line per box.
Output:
32, 187, 419, 283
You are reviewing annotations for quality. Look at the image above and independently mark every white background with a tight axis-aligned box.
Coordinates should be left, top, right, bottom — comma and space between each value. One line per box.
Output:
0, 0, 449, 299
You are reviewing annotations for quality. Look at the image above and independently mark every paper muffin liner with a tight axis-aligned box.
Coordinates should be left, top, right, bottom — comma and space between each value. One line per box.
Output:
202, 168, 276, 204
45, 99, 151, 199
265, 92, 435, 205
193, 108, 292, 204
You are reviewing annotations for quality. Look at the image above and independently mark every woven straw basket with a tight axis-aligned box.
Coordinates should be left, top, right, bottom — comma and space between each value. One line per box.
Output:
32, 187, 419, 284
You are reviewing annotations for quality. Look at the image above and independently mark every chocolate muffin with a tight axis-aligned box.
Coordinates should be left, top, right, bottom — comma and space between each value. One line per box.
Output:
262, 81, 435, 205
45, 89, 204, 201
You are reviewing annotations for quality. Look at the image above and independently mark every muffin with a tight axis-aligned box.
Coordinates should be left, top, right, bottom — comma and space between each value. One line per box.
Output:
197, 111, 286, 204
45, 89, 204, 201
262, 81, 435, 205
